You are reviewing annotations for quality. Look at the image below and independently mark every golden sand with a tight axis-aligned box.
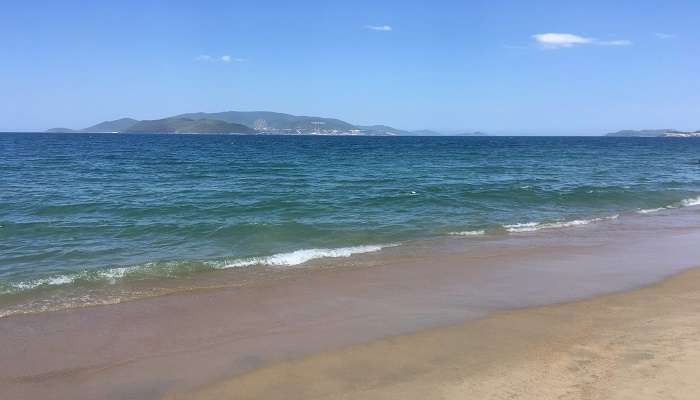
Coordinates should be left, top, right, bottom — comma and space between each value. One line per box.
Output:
180, 268, 700, 400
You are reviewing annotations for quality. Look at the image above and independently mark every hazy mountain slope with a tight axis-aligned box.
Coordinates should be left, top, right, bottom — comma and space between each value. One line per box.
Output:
176, 111, 357, 131
123, 118, 256, 134
82, 118, 140, 132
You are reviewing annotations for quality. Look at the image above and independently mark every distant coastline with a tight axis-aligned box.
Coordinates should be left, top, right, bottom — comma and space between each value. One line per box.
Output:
606, 129, 700, 137
43, 110, 487, 136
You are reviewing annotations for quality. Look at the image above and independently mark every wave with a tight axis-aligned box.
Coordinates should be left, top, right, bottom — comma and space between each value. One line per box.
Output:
504, 215, 619, 233
5, 263, 160, 293
1, 244, 393, 295
218, 244, 392, 268
448, 230, 486, 236
637, 207, 672, 214
681, 196, 700, 207
636, 195, 700, 214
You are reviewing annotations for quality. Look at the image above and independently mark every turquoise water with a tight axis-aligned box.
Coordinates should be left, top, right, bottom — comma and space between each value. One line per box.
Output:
1, 133, 700, 303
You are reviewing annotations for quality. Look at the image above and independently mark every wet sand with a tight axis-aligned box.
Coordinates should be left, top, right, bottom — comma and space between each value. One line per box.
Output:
2, 210, 700, 399
184, 267, 700, 400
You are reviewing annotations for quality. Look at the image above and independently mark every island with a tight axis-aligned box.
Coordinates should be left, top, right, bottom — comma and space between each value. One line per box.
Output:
46, 110, 487, 136
606, 129, 700, 137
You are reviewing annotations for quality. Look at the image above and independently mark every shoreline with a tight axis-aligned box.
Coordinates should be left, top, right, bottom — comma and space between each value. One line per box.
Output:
182, 267, 700, 400
2, 210, 700, 399
2, 206, 698, 319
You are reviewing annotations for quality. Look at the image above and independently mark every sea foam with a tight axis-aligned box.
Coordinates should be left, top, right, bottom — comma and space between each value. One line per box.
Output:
637, 207, 672, 214
681, 196, 700, 207
3, 244, 393, 294
448, 230, 486, 236
219, 244, 392, 268
504, 215, 619, 233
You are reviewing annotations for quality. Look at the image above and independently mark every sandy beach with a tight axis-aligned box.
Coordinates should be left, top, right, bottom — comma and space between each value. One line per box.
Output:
180, 267, 700, 400
2, 210, 700, 400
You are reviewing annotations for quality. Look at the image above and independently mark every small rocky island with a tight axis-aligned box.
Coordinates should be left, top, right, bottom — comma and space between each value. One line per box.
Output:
606, 129, 700, 137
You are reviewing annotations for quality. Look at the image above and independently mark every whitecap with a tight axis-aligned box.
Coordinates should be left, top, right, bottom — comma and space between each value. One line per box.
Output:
505, 215, 619, 233
681, 196, 700, 207
449, 230, 486, 236
637, 207, 670, 214
219, 244, 393, 268
9, 274, 79, 291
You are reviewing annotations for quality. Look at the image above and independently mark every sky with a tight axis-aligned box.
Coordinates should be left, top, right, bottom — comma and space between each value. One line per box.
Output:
1, 0, 698, 134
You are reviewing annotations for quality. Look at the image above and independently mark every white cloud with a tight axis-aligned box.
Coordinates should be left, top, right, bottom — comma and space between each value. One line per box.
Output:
221, 55, 232, 62
655, 32, 676, 39
195, 55, 213, 61
532, 33, 632, 49
365, 25, 392, 32
533, 33, 593, 48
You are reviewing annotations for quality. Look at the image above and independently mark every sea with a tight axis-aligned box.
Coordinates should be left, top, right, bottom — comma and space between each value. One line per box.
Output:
2, 133, 700, 316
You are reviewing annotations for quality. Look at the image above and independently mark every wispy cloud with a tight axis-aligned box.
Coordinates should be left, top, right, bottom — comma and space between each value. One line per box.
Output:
195, 54, 246, 63
365, 25, 392, 32
598, 39, 633, 46
228, 56, 247, 62
655, 32, 676, 39
532, 33, 592, 48
532, 33, 632, 49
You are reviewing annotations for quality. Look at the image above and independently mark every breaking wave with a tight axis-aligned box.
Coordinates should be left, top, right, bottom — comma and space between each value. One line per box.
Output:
1, 244, 393, 295
216, 244, 392, 268
448, 230, 486, 236
504, 215, 619, 233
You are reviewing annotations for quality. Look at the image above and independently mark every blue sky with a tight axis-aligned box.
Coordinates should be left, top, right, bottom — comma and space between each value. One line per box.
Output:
1, 0, 698, 134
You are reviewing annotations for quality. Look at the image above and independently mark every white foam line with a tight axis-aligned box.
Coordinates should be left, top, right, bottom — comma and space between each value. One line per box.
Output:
681, 196, 700, 207
219, 244, 393, 268
638, 196, 700, 214
4, 244, 396, 294
7, 263, 160, 292
505, 215, 619, 233
637, 207, 672, 214
448, 230, 486, 236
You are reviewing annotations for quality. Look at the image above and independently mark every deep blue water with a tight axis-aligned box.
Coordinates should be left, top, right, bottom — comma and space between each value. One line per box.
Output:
2, 133, 700, 298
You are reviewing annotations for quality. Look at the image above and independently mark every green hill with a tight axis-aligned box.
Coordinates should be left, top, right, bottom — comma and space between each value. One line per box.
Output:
83, 118, 139, 132
175, 111, 358, 131
357, 125, 410, 135
123, 118, 256, 134
45, 110, 466, 136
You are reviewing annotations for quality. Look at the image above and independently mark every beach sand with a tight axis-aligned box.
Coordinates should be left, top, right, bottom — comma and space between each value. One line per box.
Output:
3, 213, 700, 400
179, 267, 700, 400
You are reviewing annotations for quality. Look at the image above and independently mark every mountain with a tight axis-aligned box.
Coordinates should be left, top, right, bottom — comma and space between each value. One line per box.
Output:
176, 111, 357, 132
357, 125, 410, 135
83, 118, 139, 133
605, 129, 673, 137
123, 118, 256, 134
45, 110, 465, 136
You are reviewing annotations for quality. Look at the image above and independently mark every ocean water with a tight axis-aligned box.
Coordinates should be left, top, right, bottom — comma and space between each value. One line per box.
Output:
1, 133, 700, 312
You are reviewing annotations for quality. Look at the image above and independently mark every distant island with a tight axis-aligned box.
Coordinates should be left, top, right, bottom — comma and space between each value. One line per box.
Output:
606, 129, 700, 138
455, 131, 487, 137
46, 111, 487, 136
